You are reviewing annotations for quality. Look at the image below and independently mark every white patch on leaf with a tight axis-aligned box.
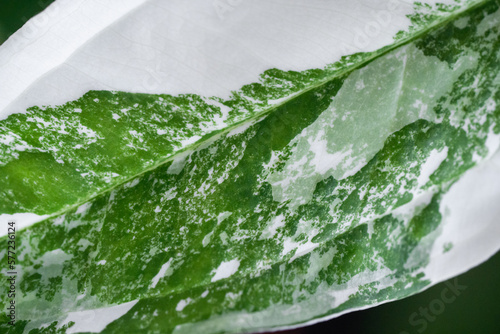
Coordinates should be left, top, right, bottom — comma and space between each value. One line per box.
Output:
211, 259, 240, 282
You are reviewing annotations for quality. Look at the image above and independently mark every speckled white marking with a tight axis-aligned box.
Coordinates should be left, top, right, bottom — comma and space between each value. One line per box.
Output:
60, 300, 138, 334
150, 258, 173, 288
211, 259, 240, 282
416, 147, 448, 188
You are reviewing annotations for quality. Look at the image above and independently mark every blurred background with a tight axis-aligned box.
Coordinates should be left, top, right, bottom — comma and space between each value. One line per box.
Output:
0, 0, 53, 45
1, 1, 499, 333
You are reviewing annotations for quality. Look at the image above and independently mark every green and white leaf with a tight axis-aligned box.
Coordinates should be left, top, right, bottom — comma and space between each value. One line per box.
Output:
1, 0, 500, 333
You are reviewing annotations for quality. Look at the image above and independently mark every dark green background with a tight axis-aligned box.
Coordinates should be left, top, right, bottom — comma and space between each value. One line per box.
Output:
1, 1, 499, 333
0, 0, 53, 45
